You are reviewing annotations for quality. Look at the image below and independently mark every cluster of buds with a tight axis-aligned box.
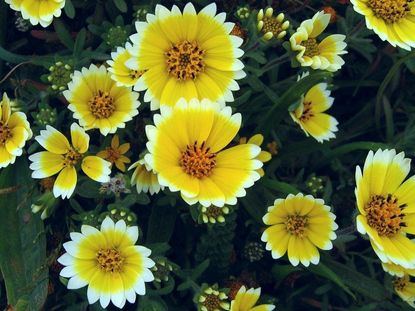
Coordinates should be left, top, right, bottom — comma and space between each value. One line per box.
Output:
134, 6, 149, 21
236, 6, 250, 20
306, 175, 325, 196
33, 104, 57, 126
195, 284, 230, 311
98, 206, 137, 226
257, 8, 290, 41
47, 62, 73, 91
151, 257, 175, 283
199, 205, 230, 224
242, 241, 265, 262
105, 26, 129, 49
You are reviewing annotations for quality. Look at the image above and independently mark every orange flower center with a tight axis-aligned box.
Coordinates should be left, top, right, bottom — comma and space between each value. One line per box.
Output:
368, 0, 411, 23
299, 101, 315, 121
285, 215, 308, 238
165, 41, 205, 80
96, 248, 124, 273
63, 149, 81, 167
364, 194, 405, 237
202, 294, 222, 311
302, 38, 319, 58
393, 277, 407, 292
88, 90, 115, 119
104, 147, 121, 163
0, 121, 11, 146
179, 141, 216, 179
262, 16, 284, 35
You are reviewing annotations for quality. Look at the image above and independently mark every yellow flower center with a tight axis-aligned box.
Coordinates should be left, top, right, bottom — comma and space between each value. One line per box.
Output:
202, 294, 222, 311
96, 248, 124, 273
63, 149, 81, 167
262, 16, 284, 35
302, 38, 319, 58
179, 141, 216, 179
299, 101, 314, 121
393, 277, 407, 292
129, 69, 145, 80
368, 0, 411, 24
364, 194, 405, 237
165, 40, 205, 80
205, 206, 223, 218
0, 121, 11, 146
88, 91, 115, 119
285, 215, 308, 238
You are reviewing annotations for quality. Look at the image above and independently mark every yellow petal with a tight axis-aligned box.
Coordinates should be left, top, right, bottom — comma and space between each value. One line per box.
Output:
81, 156, 111, 183
53, 166, 77, 199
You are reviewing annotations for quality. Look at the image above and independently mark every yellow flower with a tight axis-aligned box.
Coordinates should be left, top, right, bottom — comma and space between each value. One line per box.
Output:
261, 193, 338, 266
0, 93, 32, 168
382, 261, 415, 277
129, 158, 163, 195
145, 98, 263, 207
355, 149, 415, 269
393, 275, 415, 308
351, 0, 415, 50
289, 11, 347, 72
58, 217, 155, 309
257, 8, 290, 40
240, 134, 271, 177
290, 76, 338, 143
29, 123, 111, 199
63, 64, 140, 136
5, 0, 65, 27
127, 3, 245, 110
230, 286, 275, 311
97, 135, 131, 172
107, 44, 146, 87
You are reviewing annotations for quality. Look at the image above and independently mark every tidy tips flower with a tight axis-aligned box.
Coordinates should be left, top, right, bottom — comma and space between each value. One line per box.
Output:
0, 93, 32, 168
129, 158, 163, 195
63, 64, 140, 136
230, 286, 275, 311
262, 193, 338, 266
290, 76, 338, 143
355, 149, 415, 269
29, 123, 111, 199
5, 0, 65, 27
127, 3, 245, 110
144, 98, 263, 207
58, 217, 155, 309
350, 0, 415, 50
289, 11, 347, 72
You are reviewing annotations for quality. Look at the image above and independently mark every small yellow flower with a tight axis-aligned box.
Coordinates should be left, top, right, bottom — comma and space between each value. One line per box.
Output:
230, 286, 275, 311
5, 0, 65, 27
0, 93, 32, 168
351, 0, 415, 50
129, 158, 163, 195
29, 123, 111, 199
240, 134, 271, 177
290, 75, 338, 143
393, 275, 415, 308
289, 11, 347, 72
257, 8, 290, 40
145, 98, 263, 207
262, 193, 338, 267
107, 44, 146, 87
63, 64, 140, 136
127, 3, 245, 110
355, 149, 415, 269
58, 217, 155, 309
97, 135, 131, 172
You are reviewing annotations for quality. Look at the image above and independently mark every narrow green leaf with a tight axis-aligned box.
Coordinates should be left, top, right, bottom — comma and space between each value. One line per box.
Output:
73, 28, 87, 57
53, 19, 75, 50
64, 0, 75, 19
113, 0, 127, 12
0, 45, 29, 64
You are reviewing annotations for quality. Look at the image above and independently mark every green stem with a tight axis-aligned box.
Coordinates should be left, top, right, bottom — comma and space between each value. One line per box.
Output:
0, 1, 8, 76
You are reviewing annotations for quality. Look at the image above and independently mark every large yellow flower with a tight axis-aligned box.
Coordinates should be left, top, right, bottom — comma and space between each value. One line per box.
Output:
29, 123, 111, 199
289, 11, 347, 72
63, 64, 140, 136
129, 158, 163, 195
145, 98, 263, 207
127, 3, 245, 110
58, 217, 155, 309
290, 78, 338, 143
239, 134, 272, 177
261, 193, 338, 267
393, 275, 415, 308
351, 0, 415, 50
107, 44, 146, 87
230, 286, 275, 311
5, 0, 65, 27
355, 149, 415, 269
0, 93, 32, 168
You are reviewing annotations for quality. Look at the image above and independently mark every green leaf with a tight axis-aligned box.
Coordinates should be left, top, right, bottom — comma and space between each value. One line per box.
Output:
0, 45, 29, 64
64, 0, 75, 19
113, 0, 127, 12
0, 158, 48, 310
53, 19, 75, 50
146, 205, 177, 243
73, 28, 87, 57
75, 180, 101, 199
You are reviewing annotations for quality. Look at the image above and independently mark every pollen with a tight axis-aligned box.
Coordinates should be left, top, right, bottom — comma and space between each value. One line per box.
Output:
299, 101, 315, 121
302, 38, 320, 58
0, 121, 11, 146
262, 17, 285, 36
129, 69, 146, 80
96, 248, 124, 273
368, 0, 411, 24
285, 215, 308, 238
393, 277, 408, 292
364, 194, 405, 237
165, 41, 205, 80
88, 90, 115, 119
63, 149, 82, 167
179, 141, 216, 179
